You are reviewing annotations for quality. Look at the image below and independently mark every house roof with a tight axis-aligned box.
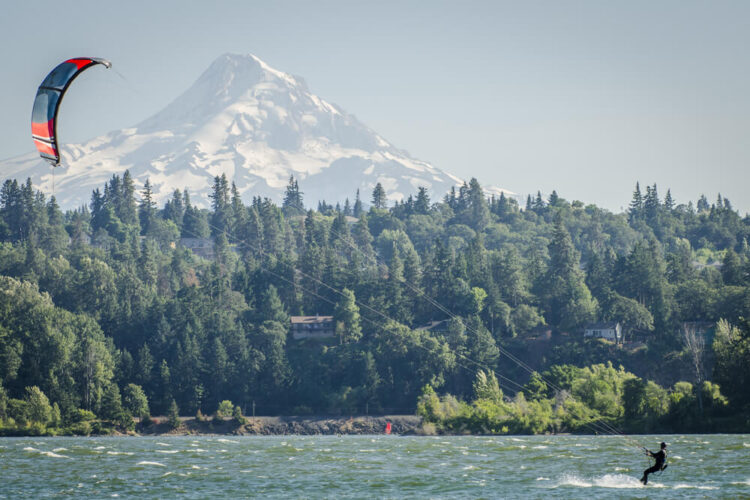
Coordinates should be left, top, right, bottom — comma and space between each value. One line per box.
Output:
415, 320, 448, 331
584, 322, 620, 330
290, 315, 334, 324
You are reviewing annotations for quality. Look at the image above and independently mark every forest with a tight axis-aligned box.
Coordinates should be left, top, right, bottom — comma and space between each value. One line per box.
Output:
0, 171, 748, 435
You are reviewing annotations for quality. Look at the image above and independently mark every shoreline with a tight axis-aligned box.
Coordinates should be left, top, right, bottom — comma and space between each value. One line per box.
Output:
141, 415, 423, 436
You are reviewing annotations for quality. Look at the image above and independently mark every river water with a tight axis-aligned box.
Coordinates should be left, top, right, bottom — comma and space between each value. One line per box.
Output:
1, 434, 748, 498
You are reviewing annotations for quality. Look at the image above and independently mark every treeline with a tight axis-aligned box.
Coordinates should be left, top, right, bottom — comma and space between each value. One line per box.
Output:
418, 357, 737, 435
0, 173, 748, 434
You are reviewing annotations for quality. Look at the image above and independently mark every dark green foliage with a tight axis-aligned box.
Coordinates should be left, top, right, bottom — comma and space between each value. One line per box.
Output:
0, 174, 748, 434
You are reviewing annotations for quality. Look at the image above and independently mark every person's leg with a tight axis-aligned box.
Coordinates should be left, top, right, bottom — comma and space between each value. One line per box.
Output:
641, 465, 659, 484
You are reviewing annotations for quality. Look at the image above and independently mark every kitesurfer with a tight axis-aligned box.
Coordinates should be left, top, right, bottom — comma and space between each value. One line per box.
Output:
640, 442, 667, 484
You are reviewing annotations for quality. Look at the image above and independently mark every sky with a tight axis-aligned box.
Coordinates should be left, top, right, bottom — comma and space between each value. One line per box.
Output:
1, 0, 749, 214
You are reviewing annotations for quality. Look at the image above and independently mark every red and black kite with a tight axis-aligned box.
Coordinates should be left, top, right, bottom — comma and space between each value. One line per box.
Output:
31, 57, 111, 165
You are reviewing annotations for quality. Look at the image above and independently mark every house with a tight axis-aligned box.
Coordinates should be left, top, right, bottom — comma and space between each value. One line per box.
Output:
584, 322, 622, 343
415, 320, 449, 334
180, 237, 215, 259
290, 315, 335, 339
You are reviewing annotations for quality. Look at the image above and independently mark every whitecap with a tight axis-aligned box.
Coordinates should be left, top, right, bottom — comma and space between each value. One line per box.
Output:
532, 445, 547, 449
673, 484, 719, 490
137, 461, 166, 467
156, 450, 180, 454
217, 438, 238, 444
730, 480, 750, 486
107, 451, 134, 456
156, 442, 170, 447
23, 447, 39, 452
94, 446, 106, 450
536, 477, 549, 481
53, 447, 67, 452
552, 473, 644, 489
41, 451, 69, 458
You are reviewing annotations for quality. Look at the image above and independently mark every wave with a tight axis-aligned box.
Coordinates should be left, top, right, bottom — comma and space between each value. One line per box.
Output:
137, 461, 166, 467
552, 473, 648, 489
23, 446, 69, 459
673, 483, 719, 490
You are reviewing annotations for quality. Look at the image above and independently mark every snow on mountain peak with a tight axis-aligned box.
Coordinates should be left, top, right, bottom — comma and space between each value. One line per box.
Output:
1, 53, 477, 210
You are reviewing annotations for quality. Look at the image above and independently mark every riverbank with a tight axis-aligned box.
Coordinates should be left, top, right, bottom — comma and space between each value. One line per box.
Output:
138, 415, 422, 436
0, 415, 423, 437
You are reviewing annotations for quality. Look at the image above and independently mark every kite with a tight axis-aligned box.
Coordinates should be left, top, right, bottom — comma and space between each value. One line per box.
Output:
31, 57, 111, 165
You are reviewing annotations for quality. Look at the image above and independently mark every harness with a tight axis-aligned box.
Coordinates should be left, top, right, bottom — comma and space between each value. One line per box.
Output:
643, 447, 668, 472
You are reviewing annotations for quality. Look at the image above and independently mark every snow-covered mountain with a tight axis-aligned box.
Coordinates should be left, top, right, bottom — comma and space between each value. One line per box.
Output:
1, 53, 496, 209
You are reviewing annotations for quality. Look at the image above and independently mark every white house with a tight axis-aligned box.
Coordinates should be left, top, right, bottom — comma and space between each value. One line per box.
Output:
290, 315, 335, 339
584, 322, 622, 343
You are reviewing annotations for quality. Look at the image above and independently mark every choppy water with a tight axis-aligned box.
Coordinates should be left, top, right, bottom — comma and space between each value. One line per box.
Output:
1, 434, 749, 498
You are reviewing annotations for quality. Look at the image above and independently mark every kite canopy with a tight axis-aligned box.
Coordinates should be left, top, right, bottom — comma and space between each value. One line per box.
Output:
31, 57, 112, 165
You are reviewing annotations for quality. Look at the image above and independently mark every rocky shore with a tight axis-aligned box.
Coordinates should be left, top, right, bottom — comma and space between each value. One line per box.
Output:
138, 415, 423, 436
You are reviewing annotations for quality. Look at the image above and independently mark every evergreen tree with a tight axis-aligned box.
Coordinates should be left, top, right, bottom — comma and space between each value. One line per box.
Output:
353, 189, 363, 217
628, 182, 643, 221
415, 187, 431, 214
138, 179, 157, 235
542, 215, 597, 330
663, 189, 674, 212
209, 174, 230, 237
371, 183, 387, 210
334, 288, 362, 343
282, 175, 304, 216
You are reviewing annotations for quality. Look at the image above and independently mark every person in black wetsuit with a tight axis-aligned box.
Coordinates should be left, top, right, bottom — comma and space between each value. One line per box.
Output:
640, 442, 667, 484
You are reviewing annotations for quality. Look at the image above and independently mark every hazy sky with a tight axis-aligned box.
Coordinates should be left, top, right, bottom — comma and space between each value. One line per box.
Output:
1, 1, 749, 213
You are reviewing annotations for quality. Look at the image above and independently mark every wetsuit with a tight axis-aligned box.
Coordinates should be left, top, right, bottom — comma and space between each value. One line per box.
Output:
640, 449, 666, 484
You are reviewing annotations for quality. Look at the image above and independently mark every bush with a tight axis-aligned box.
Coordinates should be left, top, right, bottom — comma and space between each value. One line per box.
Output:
69, 408, 97, 424
233, 405, 246, 425
216, 400, 234, 419
8, 399, 29, 426
167, 400, 181, 429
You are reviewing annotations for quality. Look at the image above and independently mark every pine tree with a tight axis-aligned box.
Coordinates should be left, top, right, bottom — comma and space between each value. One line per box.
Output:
138, 179, 156, 235
334, 288, 362, 343
628, 182, 643, 221
371, 183, 387, 210
543, 215, 597, 330
533, 191, 545, 213
663, 189, 674, 211
353, 189, 363, 217
209, 174, 230, 237
548, 190, 559, 207
120, 170, 139, 226
415, 187, 430, 214
697, 194, 710, 212
282, 175, 304, 216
